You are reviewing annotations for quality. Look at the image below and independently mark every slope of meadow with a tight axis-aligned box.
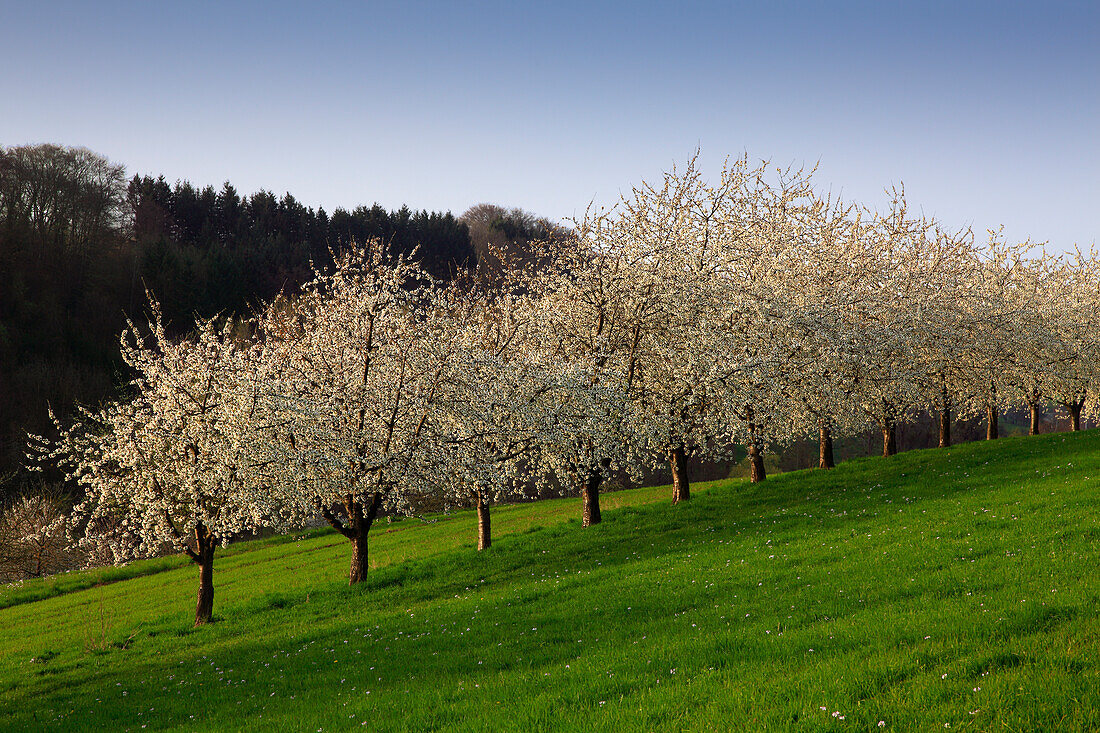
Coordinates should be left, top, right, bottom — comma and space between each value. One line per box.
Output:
3, 431, 1100, 731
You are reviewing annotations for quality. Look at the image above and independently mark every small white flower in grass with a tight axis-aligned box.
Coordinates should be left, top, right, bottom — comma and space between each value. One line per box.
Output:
942, 673, 948, 679
879, 722, 886, 728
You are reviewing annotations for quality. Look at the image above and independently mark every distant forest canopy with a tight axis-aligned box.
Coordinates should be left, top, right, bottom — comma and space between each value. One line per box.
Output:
0, 143, 562, 497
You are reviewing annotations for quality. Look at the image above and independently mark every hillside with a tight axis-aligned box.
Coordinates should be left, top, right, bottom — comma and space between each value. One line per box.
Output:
4, 432, 1100, 731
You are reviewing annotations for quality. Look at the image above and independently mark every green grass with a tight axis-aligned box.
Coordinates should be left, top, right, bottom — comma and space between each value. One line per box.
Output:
4, 432, 1100, 731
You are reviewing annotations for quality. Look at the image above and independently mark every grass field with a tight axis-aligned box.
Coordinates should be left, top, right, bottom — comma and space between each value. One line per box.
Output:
3, 430, 1100, 731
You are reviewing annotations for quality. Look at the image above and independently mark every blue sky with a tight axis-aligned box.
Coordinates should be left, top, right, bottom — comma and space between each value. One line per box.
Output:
2, 1, 1096, 250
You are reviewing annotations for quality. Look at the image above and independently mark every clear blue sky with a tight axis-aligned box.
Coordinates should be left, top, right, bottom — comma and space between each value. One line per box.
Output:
2, 1, 1096, 250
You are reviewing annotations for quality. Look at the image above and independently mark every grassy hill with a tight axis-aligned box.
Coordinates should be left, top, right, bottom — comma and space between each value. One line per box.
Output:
3, 431, 1100, 731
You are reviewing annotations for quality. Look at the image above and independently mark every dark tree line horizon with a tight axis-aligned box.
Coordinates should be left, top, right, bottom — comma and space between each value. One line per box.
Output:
0, 143, 560, 500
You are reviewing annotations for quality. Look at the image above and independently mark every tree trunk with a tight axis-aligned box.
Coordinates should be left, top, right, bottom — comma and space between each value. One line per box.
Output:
670, 445, 690, 504
938, 383, 951, 448
881, 423, 897, 457
477, 493, 491, 550
318, 491, 383, 584
1070, 403, 1082, 432
346, 492, 383, 584
985, 383, 998, 440
745, 408, 766, 483
748, 443, 766, 483
191, 523, 216, 626
880, 401, 898, 457
349, 531, 370, 583
195, 553, 214, 626
818, 424, 834, 469
1029, 403, 1041, 435
582, 468, 602, 527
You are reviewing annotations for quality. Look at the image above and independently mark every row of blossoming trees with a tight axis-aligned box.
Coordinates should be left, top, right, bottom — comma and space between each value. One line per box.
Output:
32, 157, 1100, 625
